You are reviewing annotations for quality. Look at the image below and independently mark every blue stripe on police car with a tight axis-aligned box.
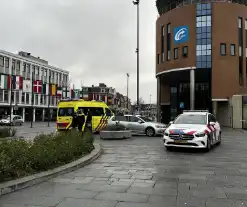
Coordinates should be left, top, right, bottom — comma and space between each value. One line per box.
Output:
173, 26, 189, 44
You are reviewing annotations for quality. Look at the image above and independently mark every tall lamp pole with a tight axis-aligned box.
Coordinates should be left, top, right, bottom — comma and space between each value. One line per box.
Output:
126, 73, 129, 110
133, 0, 140, 112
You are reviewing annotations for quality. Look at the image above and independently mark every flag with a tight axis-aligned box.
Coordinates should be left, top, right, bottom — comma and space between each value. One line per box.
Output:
57, 86, 62, 97
33, 80, 42, 93
0, 75, 8, 89
12, 75, 23, 90
71, 89, 75, 98
7, 75, 11, 89
42, 83, 49, 95
50, 84, 57, 96
23, 80, 32, 92
74, 89, 80, 98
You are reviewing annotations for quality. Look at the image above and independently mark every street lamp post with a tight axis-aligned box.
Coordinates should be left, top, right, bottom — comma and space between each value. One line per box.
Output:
126, 73, 129, 111
133, 0, 140, 112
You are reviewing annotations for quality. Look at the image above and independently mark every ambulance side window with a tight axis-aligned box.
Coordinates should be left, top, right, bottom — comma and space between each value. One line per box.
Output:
91, 107, 104, 116
105, 108, 112, 117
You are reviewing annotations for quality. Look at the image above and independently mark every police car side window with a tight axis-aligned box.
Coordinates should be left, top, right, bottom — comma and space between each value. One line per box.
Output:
208, 114, 216, 123
210, 114, 217, 122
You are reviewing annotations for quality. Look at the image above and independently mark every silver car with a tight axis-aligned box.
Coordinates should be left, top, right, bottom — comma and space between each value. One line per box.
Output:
0, 115, 24, 126
108, 115, 166, 137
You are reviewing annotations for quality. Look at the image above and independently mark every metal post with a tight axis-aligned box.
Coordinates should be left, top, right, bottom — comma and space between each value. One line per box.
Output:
10, 75, 13, 125
190, 69, 195, 110
127, 73, 129, 110
30, 72, 34, 128
47, 75, 51, 127
133, 0, 140, 112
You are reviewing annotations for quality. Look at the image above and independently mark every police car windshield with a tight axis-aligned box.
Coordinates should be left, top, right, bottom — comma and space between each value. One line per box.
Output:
174, 114, 207, 125
58, 107, 74, 116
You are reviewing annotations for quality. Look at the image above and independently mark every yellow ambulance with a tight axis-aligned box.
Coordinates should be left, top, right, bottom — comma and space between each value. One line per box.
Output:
56, 98, 113, 132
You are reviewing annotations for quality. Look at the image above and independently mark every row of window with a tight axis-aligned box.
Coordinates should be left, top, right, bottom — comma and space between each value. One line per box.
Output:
220, 43, 236, 56
157, 46, 188, 63
0, 55, 68, 85
0, 90, 59, 106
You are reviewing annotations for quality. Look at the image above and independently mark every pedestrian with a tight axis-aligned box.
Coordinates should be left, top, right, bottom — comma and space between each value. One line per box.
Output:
86, 108, 93, 133
76, 109, 85, 133
71, 111, 77, 129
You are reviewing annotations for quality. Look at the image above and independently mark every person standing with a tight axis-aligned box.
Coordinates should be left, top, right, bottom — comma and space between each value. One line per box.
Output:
77, 109, 85, 133
86, 109, 93, 132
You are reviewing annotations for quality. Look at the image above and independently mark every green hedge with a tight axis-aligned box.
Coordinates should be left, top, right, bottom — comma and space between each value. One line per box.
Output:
0, 130, 94, 183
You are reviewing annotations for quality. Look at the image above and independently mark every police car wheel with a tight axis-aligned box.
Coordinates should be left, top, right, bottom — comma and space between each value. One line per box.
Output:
217, 132, 221, 145
165, 146, 172, 151
205, 136, 211, 152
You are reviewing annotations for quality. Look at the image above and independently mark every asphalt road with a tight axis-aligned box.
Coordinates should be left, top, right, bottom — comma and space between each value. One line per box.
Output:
1, 126, 247, 206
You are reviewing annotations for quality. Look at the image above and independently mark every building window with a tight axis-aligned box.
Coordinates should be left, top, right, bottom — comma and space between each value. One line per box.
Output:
5, 57, 9, 68
161, 26, 165, 56
166, 23, 171, 61
220, 43, 226, 56
174, 48, 178, 59
16, 92, 19, 103
239, 57, 243, 85
239, 46, 242, 56
21, 92, 25, 103
35, 94, 38, 105
0, 56, 4, 67
4, 90, 8, 103
157, 54, 160, 64
239, 17, 242, 28
230, 44, 235, 56
26, 94, 29, 104
182, 46, 188, 57
161, 53, 164, 62
167, 51, 170, 61
167, 23, 171, 34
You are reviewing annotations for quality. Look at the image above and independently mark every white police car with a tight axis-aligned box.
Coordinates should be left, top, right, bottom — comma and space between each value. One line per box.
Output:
163, 110, 221, 151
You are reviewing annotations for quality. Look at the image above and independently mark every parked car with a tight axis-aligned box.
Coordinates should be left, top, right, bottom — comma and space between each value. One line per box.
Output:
163, 110, 221, 151
0, 115, 24, 126
108, 115, 166, 137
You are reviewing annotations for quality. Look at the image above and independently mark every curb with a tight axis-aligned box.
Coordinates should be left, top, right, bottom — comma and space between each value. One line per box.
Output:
0, 143, 102, 197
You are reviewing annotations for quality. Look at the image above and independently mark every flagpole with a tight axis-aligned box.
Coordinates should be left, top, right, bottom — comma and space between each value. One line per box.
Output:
48, 75, 51, 127
10, 75, 12, 125
73, 84, 75, 98
30, 72, 34, 128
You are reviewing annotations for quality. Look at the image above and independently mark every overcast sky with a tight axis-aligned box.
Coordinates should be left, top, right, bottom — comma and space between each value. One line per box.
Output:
0, 0, 158, 104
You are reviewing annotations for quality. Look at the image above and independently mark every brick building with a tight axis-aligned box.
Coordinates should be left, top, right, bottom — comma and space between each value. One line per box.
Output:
156, 0, 247, 126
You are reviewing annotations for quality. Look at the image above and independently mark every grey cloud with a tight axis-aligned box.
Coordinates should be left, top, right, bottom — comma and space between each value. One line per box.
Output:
0, 0, 157, 103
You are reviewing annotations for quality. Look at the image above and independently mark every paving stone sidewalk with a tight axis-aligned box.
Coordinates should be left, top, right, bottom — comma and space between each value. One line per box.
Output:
1, 129, 247, 206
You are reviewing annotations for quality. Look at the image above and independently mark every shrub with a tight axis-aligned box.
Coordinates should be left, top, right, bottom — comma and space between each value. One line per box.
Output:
0, 130, 94, 183
0, 127, 17, 138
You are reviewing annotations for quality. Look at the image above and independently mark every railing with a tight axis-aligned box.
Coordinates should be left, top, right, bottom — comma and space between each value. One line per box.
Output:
157, 0, 246, 16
